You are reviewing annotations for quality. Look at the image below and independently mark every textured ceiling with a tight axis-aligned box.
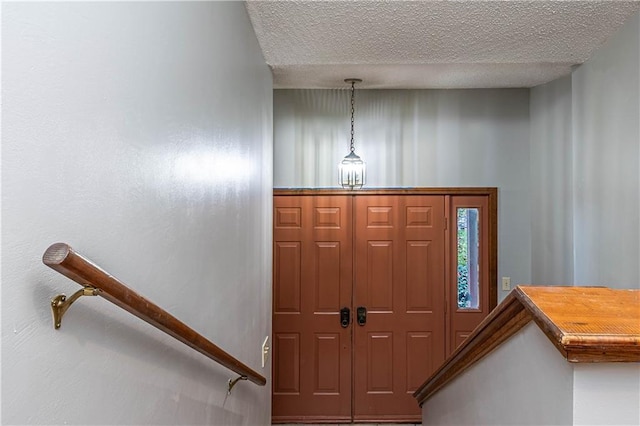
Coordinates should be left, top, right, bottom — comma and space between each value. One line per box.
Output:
245, 0, 640, 89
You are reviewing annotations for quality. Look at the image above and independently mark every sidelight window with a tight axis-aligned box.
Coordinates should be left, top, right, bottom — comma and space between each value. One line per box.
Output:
457, 208, 479, 309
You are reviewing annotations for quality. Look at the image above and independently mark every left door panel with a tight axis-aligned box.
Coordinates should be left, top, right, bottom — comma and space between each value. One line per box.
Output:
272, 195, 353, 422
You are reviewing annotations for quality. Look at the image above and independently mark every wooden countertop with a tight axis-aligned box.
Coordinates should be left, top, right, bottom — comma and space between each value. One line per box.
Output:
413, 286, 640, 406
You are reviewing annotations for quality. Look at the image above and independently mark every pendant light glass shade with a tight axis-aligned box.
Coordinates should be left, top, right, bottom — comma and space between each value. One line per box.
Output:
339, 151, 366, 189
340, 78, 366, 189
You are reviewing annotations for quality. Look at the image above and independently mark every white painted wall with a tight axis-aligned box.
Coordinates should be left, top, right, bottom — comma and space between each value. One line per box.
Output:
572, 11, 640, 289
530, 76, 574, 285
422, 322, 574, 426
573, 363, 640, 426
529, 10, 640, 290
274, 89, 531, 300
2, 2, 273, 424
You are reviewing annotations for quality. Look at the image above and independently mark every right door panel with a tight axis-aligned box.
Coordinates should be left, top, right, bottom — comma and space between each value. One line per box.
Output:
353, 195, 446, 422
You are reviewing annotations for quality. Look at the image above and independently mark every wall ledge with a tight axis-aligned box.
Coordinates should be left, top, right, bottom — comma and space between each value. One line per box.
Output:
413, 285, 640, 406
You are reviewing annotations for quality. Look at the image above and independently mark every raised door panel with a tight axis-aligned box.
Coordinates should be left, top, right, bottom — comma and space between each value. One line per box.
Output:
367, 241, 394, 311
367, 333, 394, 393
313, 333, 341, 394
274, 333, 300, 394
314, 242, 341, 312
274, 242, 301, 313
406, 241, 433, 312
406, 332, 433, 392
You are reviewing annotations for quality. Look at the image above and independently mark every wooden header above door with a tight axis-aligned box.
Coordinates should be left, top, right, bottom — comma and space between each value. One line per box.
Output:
274, 187, 498, 196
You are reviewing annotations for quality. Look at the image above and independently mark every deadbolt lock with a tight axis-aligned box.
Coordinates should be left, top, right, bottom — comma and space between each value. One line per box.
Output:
357, 306, 367, 326
340, 307, 351, 328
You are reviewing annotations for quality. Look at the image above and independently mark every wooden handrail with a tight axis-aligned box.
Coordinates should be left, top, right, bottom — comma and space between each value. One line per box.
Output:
43, 242, 266, 387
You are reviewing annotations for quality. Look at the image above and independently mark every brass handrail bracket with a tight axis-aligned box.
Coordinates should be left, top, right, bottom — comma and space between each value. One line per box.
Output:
51, 287, 99, 329
227, 375, 247, 394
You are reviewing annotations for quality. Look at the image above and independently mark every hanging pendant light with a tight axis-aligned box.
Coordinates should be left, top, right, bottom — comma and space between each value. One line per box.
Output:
339, 78, 366, 189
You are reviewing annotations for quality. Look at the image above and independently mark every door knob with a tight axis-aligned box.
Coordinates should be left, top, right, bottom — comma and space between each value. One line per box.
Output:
340, 307, 351, 328
356, 306, 367, 326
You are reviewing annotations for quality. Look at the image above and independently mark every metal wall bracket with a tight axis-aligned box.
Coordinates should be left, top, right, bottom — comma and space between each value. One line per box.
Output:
227, 375, 247, 394
51, 287, 99, 329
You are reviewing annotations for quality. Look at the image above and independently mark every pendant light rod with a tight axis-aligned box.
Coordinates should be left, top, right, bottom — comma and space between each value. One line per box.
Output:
344, 79, 361, 154
339, 78, 366, 189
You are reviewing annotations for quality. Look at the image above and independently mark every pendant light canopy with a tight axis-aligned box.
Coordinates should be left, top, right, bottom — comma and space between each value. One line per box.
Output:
339, 78, 366, 189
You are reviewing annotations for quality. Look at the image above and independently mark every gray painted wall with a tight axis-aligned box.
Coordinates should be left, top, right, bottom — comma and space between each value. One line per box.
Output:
530, 11, 640, 289
421, 321, 640, 426
274, 89, 531, 300
572, 11, 640, 289
2, 3, 273, 424
573, 363, 640, 425
530, 76, 574, 284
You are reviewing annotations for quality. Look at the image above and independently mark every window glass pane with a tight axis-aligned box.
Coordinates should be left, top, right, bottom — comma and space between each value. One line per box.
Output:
457, 208, 479, 309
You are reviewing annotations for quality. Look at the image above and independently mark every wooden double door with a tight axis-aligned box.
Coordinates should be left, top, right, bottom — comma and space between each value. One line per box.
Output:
272, 190, 495, 423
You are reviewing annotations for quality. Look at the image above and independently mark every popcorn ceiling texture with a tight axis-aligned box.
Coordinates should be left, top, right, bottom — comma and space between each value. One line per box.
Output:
246, 0, 640, 88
